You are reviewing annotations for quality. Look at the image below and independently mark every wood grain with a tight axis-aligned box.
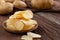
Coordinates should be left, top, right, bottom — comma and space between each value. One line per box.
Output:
0, 12, 60, 40
33, 12, 60, 40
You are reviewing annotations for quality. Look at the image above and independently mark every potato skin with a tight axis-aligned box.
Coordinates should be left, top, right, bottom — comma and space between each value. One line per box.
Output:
13, 0, 27, 9
5, 0, 15, 3
31, 0, 53, 9
0, 2, 13, 14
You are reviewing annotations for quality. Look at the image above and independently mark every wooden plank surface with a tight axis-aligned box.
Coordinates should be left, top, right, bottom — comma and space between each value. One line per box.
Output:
0, 12, 60, 40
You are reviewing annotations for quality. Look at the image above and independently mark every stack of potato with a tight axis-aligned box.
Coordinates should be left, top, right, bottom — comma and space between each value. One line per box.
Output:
6, 10, 37, 32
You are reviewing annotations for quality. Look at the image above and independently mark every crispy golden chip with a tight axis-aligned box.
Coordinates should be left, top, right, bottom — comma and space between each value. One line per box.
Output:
22, 10, 33, 19
6, 18, 24, 31
21, 35, 33, 40
16, 20, 24, 30
21, 20, 37, 26
27, 32, 41, 38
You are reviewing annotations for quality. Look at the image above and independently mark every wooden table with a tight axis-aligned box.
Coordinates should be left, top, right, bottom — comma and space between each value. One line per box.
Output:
0, 12, 60, 40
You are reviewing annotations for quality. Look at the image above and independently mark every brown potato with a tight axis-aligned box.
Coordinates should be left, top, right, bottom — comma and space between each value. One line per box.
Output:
31, 0, 53, 9
13, 0, 27, 9
0, 2, 13, 14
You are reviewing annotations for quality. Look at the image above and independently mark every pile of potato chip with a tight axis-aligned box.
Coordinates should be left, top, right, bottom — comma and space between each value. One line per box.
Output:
6, 10, 37, 31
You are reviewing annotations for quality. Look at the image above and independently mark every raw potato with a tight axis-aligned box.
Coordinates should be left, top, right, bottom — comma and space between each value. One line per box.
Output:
0, 2, 13, 14
5, 0, 15, 3
20, 20, 37, 30
27, 32, 41, 38
13, 0, 27, 9
31, 0, 53, 9
9, 11, 24, 19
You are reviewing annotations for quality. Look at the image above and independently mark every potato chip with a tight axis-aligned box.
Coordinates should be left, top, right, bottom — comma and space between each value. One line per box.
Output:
21, 35, 33, 40
22, 25, 35, 30
6, 19, 17, 30
22, 10, 33, 19
10, 10, 33, 19
21, 20, 37, 26
10, 11, 23, 19
6, 18, 24, 31
16, 20, 24, 30
27, 32, 41, 38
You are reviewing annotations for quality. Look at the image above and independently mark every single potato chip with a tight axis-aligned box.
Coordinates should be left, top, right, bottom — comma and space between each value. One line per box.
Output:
27, 32, 41, 38
22, 10, 33, 19
9, 11, 24, 19
21, 20, 37, 26
10, 10, 33, 19
22, 24, 35, 30
16, 20, 24, 30
20, 20, 37, 30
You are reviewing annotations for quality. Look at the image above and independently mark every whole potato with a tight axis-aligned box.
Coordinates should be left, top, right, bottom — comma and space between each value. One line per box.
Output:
31, 0, 53, 9
13, 0, 27, 9
0, 2, 13, 14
